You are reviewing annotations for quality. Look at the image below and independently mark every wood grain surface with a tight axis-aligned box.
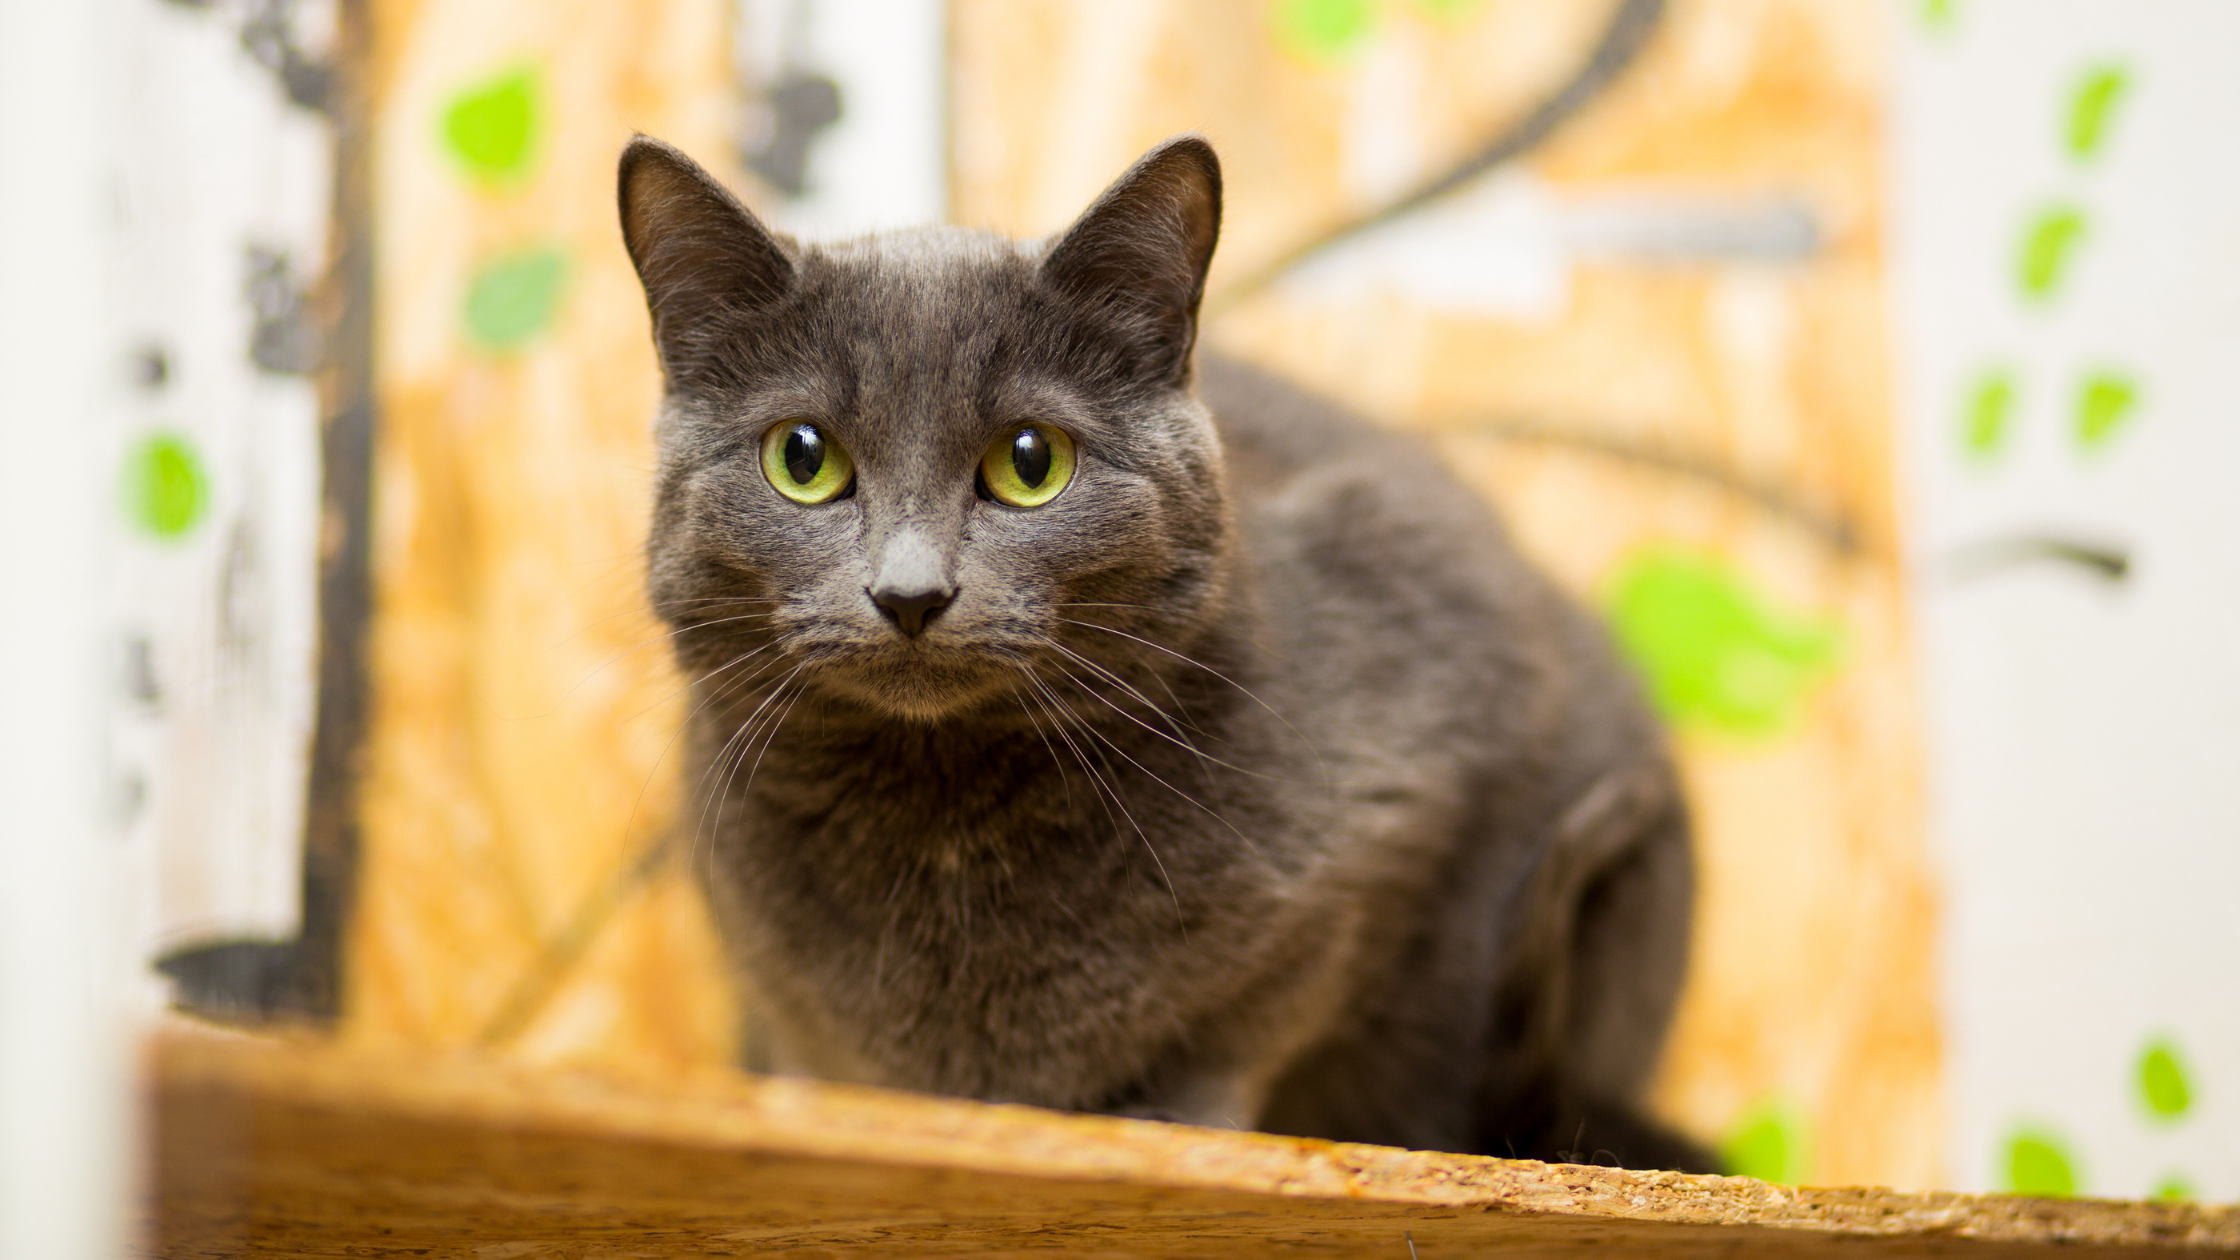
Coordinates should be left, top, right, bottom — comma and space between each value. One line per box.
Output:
144, 1026, 2235, 1258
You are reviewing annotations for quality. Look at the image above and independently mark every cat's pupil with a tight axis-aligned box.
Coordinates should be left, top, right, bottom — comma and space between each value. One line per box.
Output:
1011, 428, 1050, 488
782, 425, 825, 485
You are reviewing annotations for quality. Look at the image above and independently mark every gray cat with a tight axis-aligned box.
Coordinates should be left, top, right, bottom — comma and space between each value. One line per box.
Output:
618, 133, 1709, 1170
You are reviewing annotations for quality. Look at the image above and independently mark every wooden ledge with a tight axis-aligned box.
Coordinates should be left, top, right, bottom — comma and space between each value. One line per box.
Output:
146, 1025, 2237, 1256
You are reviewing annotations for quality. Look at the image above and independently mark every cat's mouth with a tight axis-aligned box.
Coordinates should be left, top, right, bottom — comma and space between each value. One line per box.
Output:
806, 642, 1022, 723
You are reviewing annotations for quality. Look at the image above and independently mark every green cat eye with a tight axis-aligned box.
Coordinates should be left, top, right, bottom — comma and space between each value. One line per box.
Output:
760, 421, 854, 504
980, 424, 1076, 508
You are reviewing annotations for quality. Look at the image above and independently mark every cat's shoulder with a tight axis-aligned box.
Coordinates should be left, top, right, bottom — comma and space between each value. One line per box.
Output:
1195, 352, 1380, 482
1195, 349, 1561, 634
1194, 352, 1500, 552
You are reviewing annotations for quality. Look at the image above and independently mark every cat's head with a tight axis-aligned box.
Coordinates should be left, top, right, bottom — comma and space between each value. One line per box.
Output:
620, 136, 1230, 723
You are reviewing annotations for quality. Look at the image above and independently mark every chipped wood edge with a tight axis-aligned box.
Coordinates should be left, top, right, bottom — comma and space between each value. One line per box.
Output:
147, 1026, 2238, 1249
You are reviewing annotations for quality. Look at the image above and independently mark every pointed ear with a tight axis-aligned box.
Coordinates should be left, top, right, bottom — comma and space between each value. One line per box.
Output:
618, 136, 794, 386
1040, 136, 1222, 385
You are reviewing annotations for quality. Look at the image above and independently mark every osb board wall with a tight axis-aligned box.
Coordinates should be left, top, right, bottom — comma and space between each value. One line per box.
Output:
951, 0, 1938, 1189
348, 0, 736, 1068
349, 0, 1940, 1196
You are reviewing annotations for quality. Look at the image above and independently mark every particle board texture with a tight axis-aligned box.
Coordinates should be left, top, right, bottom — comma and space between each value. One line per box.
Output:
348, 0, 738, 1069
145, 1027, 2236, 1257
359, 0, 1921, 1200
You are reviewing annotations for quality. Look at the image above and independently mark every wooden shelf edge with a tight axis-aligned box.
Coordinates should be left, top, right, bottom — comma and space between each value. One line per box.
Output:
146, 1024, 2237, 1253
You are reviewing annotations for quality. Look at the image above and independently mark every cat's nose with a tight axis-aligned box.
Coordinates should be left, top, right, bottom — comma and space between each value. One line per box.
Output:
869, 528, 954, 638
871, 583, 952, 637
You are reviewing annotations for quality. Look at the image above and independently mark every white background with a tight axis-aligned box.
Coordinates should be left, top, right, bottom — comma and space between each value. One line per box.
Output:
1893, 0, 2240, 1200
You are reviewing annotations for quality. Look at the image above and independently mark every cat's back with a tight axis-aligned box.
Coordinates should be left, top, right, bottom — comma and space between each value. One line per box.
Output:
1196, 350, 1559, 685
1197, 351, 1510, 568
1196, 353, 1656, 816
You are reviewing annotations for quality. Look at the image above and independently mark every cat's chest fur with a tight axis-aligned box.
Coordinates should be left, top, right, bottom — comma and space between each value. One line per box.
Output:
694, 687, 1333, 1106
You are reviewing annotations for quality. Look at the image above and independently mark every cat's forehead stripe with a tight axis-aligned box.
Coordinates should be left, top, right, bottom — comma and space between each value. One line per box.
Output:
790, 227, 1041, 427
809, 223, 1023, 276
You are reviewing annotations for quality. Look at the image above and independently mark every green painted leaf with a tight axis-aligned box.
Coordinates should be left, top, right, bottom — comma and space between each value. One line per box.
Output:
464, 247, 569, 352
1723, 1097, 1813, 1185
442, 67, 541, 183
1605, 549, 1843, 739
2154, 1175, 2196, 1203
2138, 1040, 2193, 1120
123, 432, 210, 540
1963, 369, 2017, 461
1413, 0, 1485, 21
2018, 206, 2087, 302
2005, 1129, 2078, 1198
2067, 65, 2129, 161
1273, 0, 1377, 62
2075, 371, 2138, 451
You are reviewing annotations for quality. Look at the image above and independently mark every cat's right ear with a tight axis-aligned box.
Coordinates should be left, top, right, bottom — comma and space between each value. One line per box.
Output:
617, 136, 794, 385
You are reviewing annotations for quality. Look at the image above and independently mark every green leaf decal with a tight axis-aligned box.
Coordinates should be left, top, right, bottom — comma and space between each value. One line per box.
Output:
2067, 64, 2129, 161
1605, 549, 1844, 739
123, 432, 210, 540
2075, 371, 2138, 451
442, 66, 541, 184
2005, 1129, 2078, 1198
2018, 206, 2087, 303
1273, 0, 1377, 62
1723, 1097, 1813, 1185
464, 247, 569, 353
1413, 0, 1485, 20
2138, 1040, 2193, 1120
1963, 369, 2017, 461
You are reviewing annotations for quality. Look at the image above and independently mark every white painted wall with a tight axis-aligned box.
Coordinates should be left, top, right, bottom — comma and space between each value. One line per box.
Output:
113, 0, 331, 965
1892, 0, 2240, 1201
0, 0, 335, 1240
0, 0, 132, 1252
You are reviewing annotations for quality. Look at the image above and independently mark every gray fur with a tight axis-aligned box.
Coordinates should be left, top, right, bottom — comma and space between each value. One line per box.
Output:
618, 134, 1709, 1169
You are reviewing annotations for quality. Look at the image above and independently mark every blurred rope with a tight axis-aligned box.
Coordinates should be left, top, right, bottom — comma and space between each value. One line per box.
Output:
1209, 0, 1667, 313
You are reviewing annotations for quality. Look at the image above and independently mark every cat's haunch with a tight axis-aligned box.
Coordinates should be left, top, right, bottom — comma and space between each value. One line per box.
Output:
620, 133, 1711, 1172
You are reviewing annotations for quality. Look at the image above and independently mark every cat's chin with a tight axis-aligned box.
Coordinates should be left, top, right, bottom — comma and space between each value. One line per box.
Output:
811, 655, 1016, 725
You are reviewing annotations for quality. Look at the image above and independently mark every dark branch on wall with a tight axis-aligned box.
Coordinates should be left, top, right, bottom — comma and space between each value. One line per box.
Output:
1209, 0, 1667, 312
1944, 533, 2130, 584
1457, 418, 1862, 557
1201, 0, 1876, 560
285, 0, 375, 1021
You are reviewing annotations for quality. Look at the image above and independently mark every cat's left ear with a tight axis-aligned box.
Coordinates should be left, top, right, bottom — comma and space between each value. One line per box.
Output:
1041, 136, 1222, 385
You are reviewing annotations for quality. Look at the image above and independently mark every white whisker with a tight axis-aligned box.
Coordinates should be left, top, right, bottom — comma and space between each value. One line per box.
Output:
1019, 666, 1186, 931
1044, 662, 1264, 857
